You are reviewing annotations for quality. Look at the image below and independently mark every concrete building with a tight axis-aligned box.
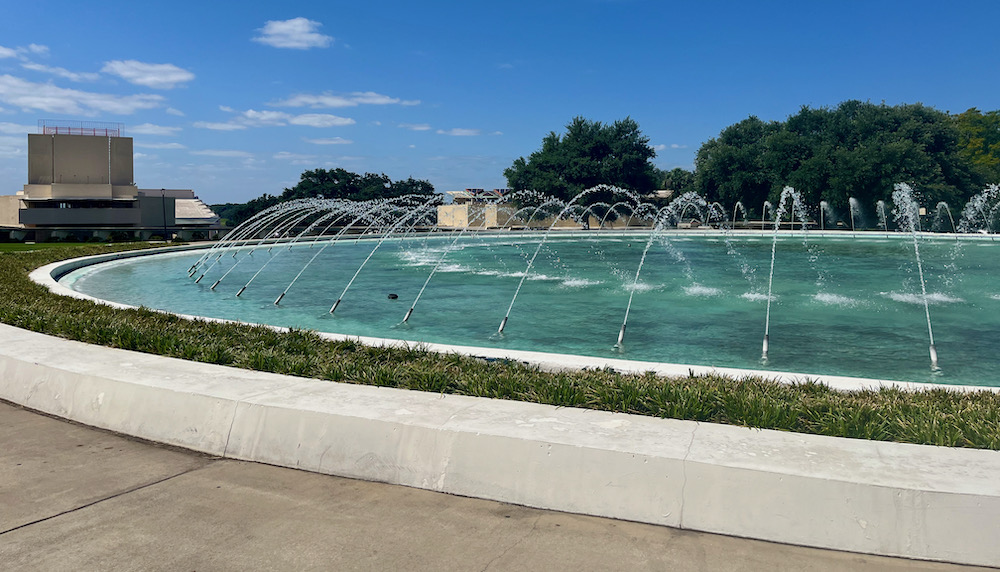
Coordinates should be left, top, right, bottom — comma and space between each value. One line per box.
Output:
0, 121, 221, 241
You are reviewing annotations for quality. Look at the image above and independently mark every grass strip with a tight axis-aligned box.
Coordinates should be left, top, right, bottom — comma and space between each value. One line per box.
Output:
2, 243, 999, 450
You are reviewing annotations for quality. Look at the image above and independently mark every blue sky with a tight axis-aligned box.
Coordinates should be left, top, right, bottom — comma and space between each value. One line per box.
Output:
1, 0, 998, 204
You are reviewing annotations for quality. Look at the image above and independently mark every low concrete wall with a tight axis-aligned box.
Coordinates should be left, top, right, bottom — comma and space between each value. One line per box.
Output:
2, 322, 1000, 566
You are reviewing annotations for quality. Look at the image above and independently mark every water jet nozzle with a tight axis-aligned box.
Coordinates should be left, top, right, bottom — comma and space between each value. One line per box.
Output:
929, 344, 939, 369
210, 279, 221, 290
329, 298, 341, 314
617, 324, 626, 346
194, 274, 205, 284
498, 316, 508, 334
403, 307, 414, 323
274, 292, 285, 305
761, 335, 769, 360
236, 286, 247, 297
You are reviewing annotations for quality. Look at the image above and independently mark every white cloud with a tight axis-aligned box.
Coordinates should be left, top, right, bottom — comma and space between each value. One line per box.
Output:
241, 109, 290, 126
0, 122, 35, 134
273, 151, 316, 164
288, 113, 354, 127
130, 123, 182, 136
0, 46, 18, 59
101, 60, 195, 89
190, 149, 253, 158
671, 143, 687, 149
0, 74, 163, 115
437, 128, 480, 136
21, 62, 98, 82
303, 137, 352, 145
166, 107, 185, 116
253, 17, 333, 49
196, 108, 355, 130
272, 91, 419, 108
653, 144, 666, 151
399, 123, 431, 131
135, 142, 186, 149
193, 121, 248, 131
27, 44, 48, 55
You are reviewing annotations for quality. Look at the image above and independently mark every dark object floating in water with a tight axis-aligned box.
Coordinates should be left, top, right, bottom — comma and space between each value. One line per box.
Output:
387, 293, 398, 299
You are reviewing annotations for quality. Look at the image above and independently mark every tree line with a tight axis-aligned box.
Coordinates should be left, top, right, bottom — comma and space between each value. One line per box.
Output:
212, 169, 435, 226
214, 101, 1000, 226
505, 103, 1000, 215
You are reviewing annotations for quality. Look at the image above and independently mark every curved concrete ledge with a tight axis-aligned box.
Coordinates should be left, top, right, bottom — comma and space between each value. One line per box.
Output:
2, 323, 1000, 567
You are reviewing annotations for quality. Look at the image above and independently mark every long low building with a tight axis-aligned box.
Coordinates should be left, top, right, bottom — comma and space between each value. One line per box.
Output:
0, 121, 221, 241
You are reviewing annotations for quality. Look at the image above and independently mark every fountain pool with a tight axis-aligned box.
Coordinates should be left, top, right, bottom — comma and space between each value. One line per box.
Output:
61, 231, 1000, 387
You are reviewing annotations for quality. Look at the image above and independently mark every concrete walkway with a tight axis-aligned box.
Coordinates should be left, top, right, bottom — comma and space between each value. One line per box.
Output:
1, 401, 992, 572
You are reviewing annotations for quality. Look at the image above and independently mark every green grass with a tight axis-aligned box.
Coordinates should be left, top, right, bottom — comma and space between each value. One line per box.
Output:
0, 242, 115, 252
2, 243, 1000, 450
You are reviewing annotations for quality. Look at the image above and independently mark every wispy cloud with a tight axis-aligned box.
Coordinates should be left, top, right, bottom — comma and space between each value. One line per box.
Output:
130, 123, 182, 136
399, 123, 431, 131
253, 17, 333, 49
0, 74, 163, 115
273, 151, 317, 164
194, 108, 355, 130
20, 62, 99, 82
101, 60, 195, 89
0, 121, 36, 134
288, 113, 354, 127
272, 91, 419, 108
135, 142, 186, 149
192, 121, 247, 131
190, 149, 253, 158
304, 137, 352, 145
166, 107, 185, 116
0, 44, 48, 60
437, 128, 480, 136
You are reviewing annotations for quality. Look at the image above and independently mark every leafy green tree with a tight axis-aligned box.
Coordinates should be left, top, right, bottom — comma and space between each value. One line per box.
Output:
213, 168, 436, 227
656, 167, 695, 194
693, 101, 982, 215
953, 108, 1000, 184
504, 117, 659, 204
694, 116, 781, 213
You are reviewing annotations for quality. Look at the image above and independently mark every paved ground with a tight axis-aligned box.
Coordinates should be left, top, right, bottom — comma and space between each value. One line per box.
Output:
1, 400, 993, 572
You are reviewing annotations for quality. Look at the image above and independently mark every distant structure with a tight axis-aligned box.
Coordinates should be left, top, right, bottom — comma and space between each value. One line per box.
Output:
437, 188, 511, 228
0, 120, 221, 241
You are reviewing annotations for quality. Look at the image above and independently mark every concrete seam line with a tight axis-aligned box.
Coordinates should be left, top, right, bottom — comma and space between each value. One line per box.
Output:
0, 463, 214, 536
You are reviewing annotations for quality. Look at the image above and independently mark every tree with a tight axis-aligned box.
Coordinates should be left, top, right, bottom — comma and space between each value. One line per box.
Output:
656, 167, 695, 194
693, 101, 982, 215
953, 108, 1000, 184
503, 117, 659, 204
212, 168, 436, 227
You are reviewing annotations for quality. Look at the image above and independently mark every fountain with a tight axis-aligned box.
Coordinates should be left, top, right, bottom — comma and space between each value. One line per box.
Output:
57, 183, 1000, 387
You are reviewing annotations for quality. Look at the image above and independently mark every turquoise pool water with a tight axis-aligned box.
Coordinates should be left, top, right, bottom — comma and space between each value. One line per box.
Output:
62, 232, 1000, 386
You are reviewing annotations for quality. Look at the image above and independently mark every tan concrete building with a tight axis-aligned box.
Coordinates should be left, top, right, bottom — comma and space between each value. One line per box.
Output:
0, 121, 220, 241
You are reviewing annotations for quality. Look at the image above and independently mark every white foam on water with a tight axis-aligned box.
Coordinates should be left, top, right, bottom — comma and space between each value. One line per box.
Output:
814, 292, 861, 307
883, 291, 964, 305
561, 278, 602, 287
626, 282, 656, 292
741, 292, 774, 302
991, 294, 1000, 300
684, 284, 722, 296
